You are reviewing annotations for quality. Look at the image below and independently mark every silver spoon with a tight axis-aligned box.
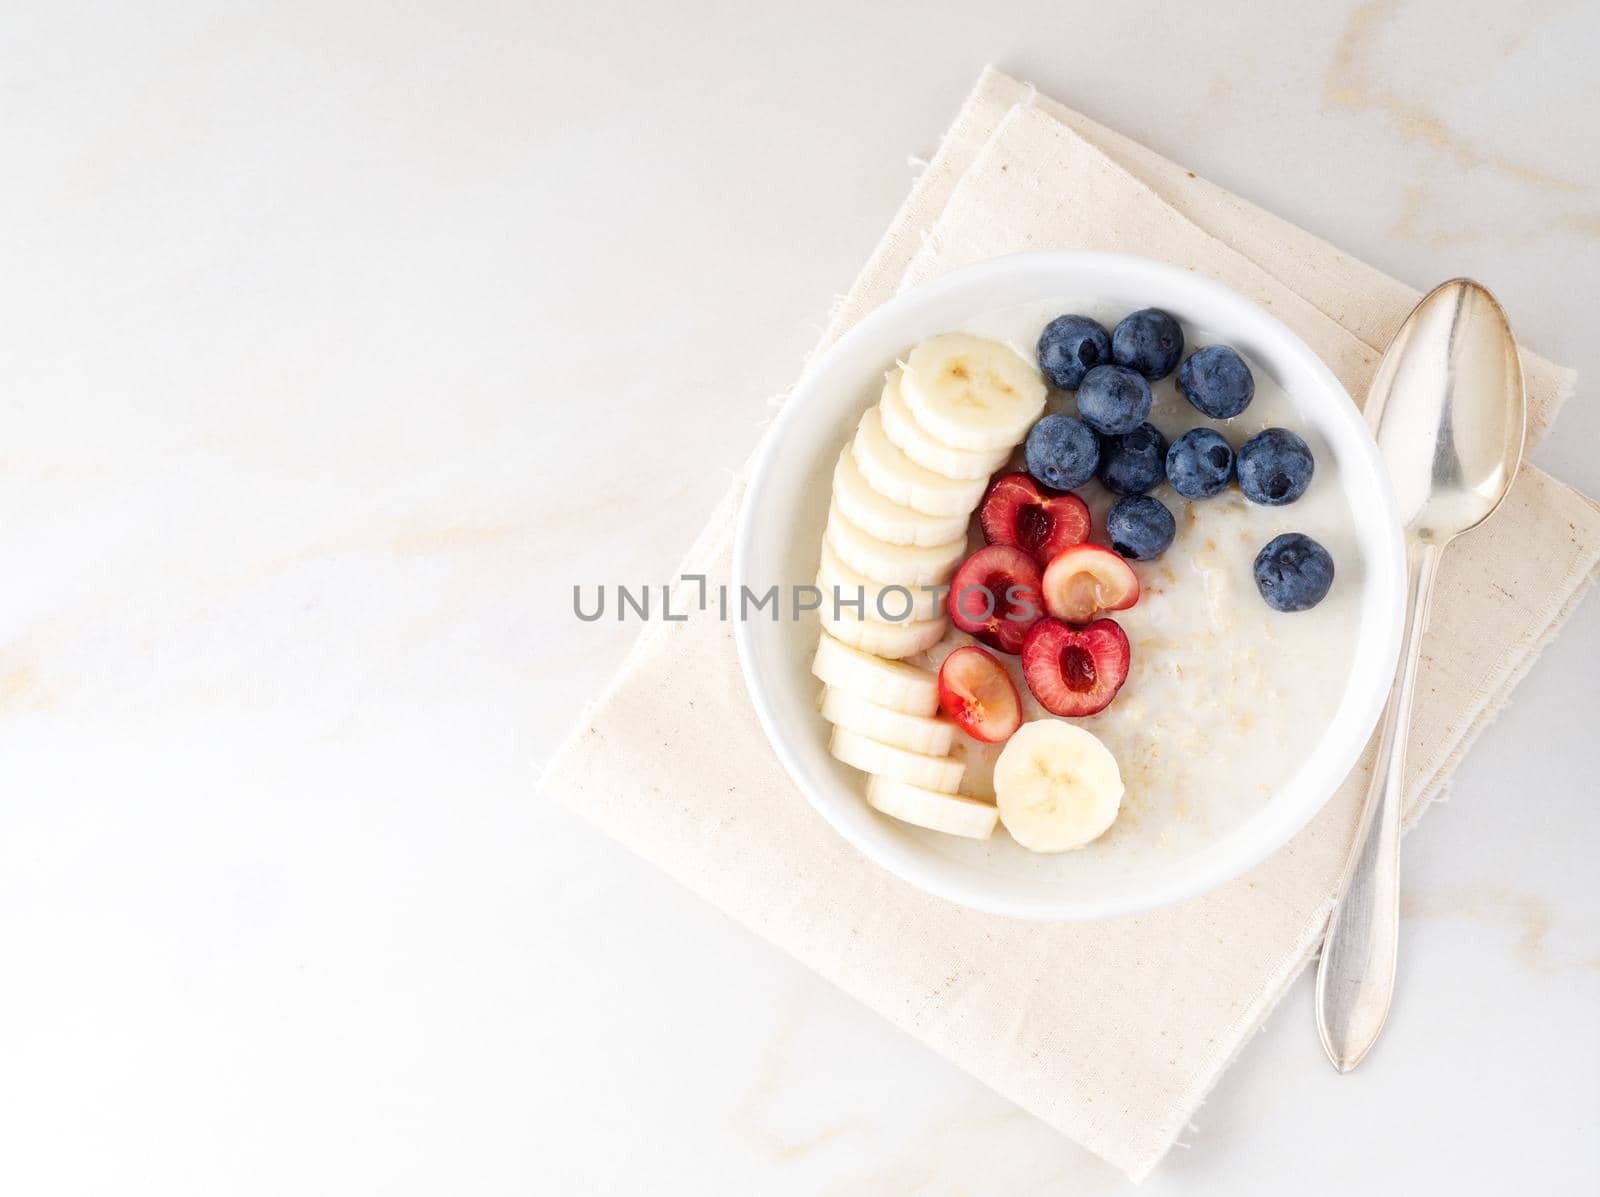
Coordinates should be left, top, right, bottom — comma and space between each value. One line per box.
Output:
1315, 279, 1526, 1072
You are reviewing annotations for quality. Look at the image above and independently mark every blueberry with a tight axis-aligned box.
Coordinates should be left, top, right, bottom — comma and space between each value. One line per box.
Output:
1237, 427, 1314, 505
1076, 364, 1152, 436
1111, 308, 1184, 381
1178, 345, 1254, 419
1166, 427, 1235, 499
1097, 422, 1168, 495
1253, 533, 1335, 612
1025, 414, 1100, 492
1036, 314, 1112, 390
1107, 494, 1176, 561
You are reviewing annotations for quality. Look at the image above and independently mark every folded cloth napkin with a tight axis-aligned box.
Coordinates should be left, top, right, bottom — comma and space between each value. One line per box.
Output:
541, 68, 1600, 1179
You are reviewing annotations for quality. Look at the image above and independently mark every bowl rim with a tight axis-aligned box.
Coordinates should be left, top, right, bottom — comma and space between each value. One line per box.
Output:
733, 250, 1405, 920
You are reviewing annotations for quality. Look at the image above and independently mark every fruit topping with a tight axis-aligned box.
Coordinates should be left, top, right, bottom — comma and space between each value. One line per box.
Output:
1106, 494, 1176, 561
812, 630, 941, 717
1076, 364, 1153, 436
878, 369, 1011, 480
820, 686, 956, 757
831, 446, 970, 547
979, 472, 1091, 565
1040, 544, 1140, 623
993, 720, 1124, 852
1166, 427, 1235, 499
829, 726, 965, 793
1178, 344, 1255, 418
1021, 617, 1132, 718
937, 645, 1024, 743
899, 333, 1047, 453
947, 545, 1044, 654
1024, 413, 1100, 492
1111, 308, 1184, 381
817, 538, 945, 624
851, 404, 988, 516
1097, 421, 1168, 495
1237, 427, 1314, 506
866, 775, 999, 840
1036, 314, 1112, 390
1253, 532, 1336, 612
819, 605, 947, 659
824, 503, 967, 588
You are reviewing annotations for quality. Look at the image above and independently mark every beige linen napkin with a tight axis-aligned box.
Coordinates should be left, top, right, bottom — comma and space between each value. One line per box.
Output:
541, 68, 1600, 1179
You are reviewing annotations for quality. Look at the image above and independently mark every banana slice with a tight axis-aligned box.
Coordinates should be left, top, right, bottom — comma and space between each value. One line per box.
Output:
825, 503, 966, 588
820, 686, 956, 757
866, 775, 998, 840
879, 370, 1012, 481
829, 726, 965, 793
832, 448, 970, 547
811, 630, 940, 716
851, 405, 988, 517
819, 605, 947, 659
900, 334, 1047, 452
993, 721, 1123, 852
817, 538, 946, 624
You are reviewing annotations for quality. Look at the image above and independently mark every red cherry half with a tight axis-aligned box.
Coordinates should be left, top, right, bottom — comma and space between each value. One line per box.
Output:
946, 545, 1044, 655
937, 645, 1023, 743
979, 472, 1091, 566
1021, 617, 1131, 717
1040, 543, 1140, 624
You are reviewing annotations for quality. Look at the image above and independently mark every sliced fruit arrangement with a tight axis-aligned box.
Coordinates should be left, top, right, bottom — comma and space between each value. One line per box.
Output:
937, 646, 1023, 744
994, 720, 1124, 852
809, 308, 1339, 855
813, 334, 1048, 842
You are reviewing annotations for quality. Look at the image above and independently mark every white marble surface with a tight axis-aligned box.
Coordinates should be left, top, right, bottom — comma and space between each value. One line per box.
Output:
2, 2, 1596, 1193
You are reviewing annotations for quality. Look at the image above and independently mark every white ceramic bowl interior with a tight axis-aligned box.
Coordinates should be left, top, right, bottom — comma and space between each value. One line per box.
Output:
733, 251, 1404, 920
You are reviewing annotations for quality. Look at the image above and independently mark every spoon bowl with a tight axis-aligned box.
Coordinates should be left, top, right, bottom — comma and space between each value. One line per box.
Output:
1366, 280, 1526, 543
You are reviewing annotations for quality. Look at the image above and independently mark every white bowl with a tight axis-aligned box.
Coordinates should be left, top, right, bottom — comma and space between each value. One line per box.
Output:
733, 251, 1404, 920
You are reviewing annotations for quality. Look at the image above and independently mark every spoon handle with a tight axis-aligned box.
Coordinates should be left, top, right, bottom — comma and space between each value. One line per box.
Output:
1315, 540, 1441, 1072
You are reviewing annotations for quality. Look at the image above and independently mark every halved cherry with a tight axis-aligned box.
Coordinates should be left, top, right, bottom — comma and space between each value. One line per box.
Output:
1041, 543, 1140, 624
946, 545, 1043, 655
1021, 617, 1131, 717
938, 645, 1023, 743
979, 472, 1091, 566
